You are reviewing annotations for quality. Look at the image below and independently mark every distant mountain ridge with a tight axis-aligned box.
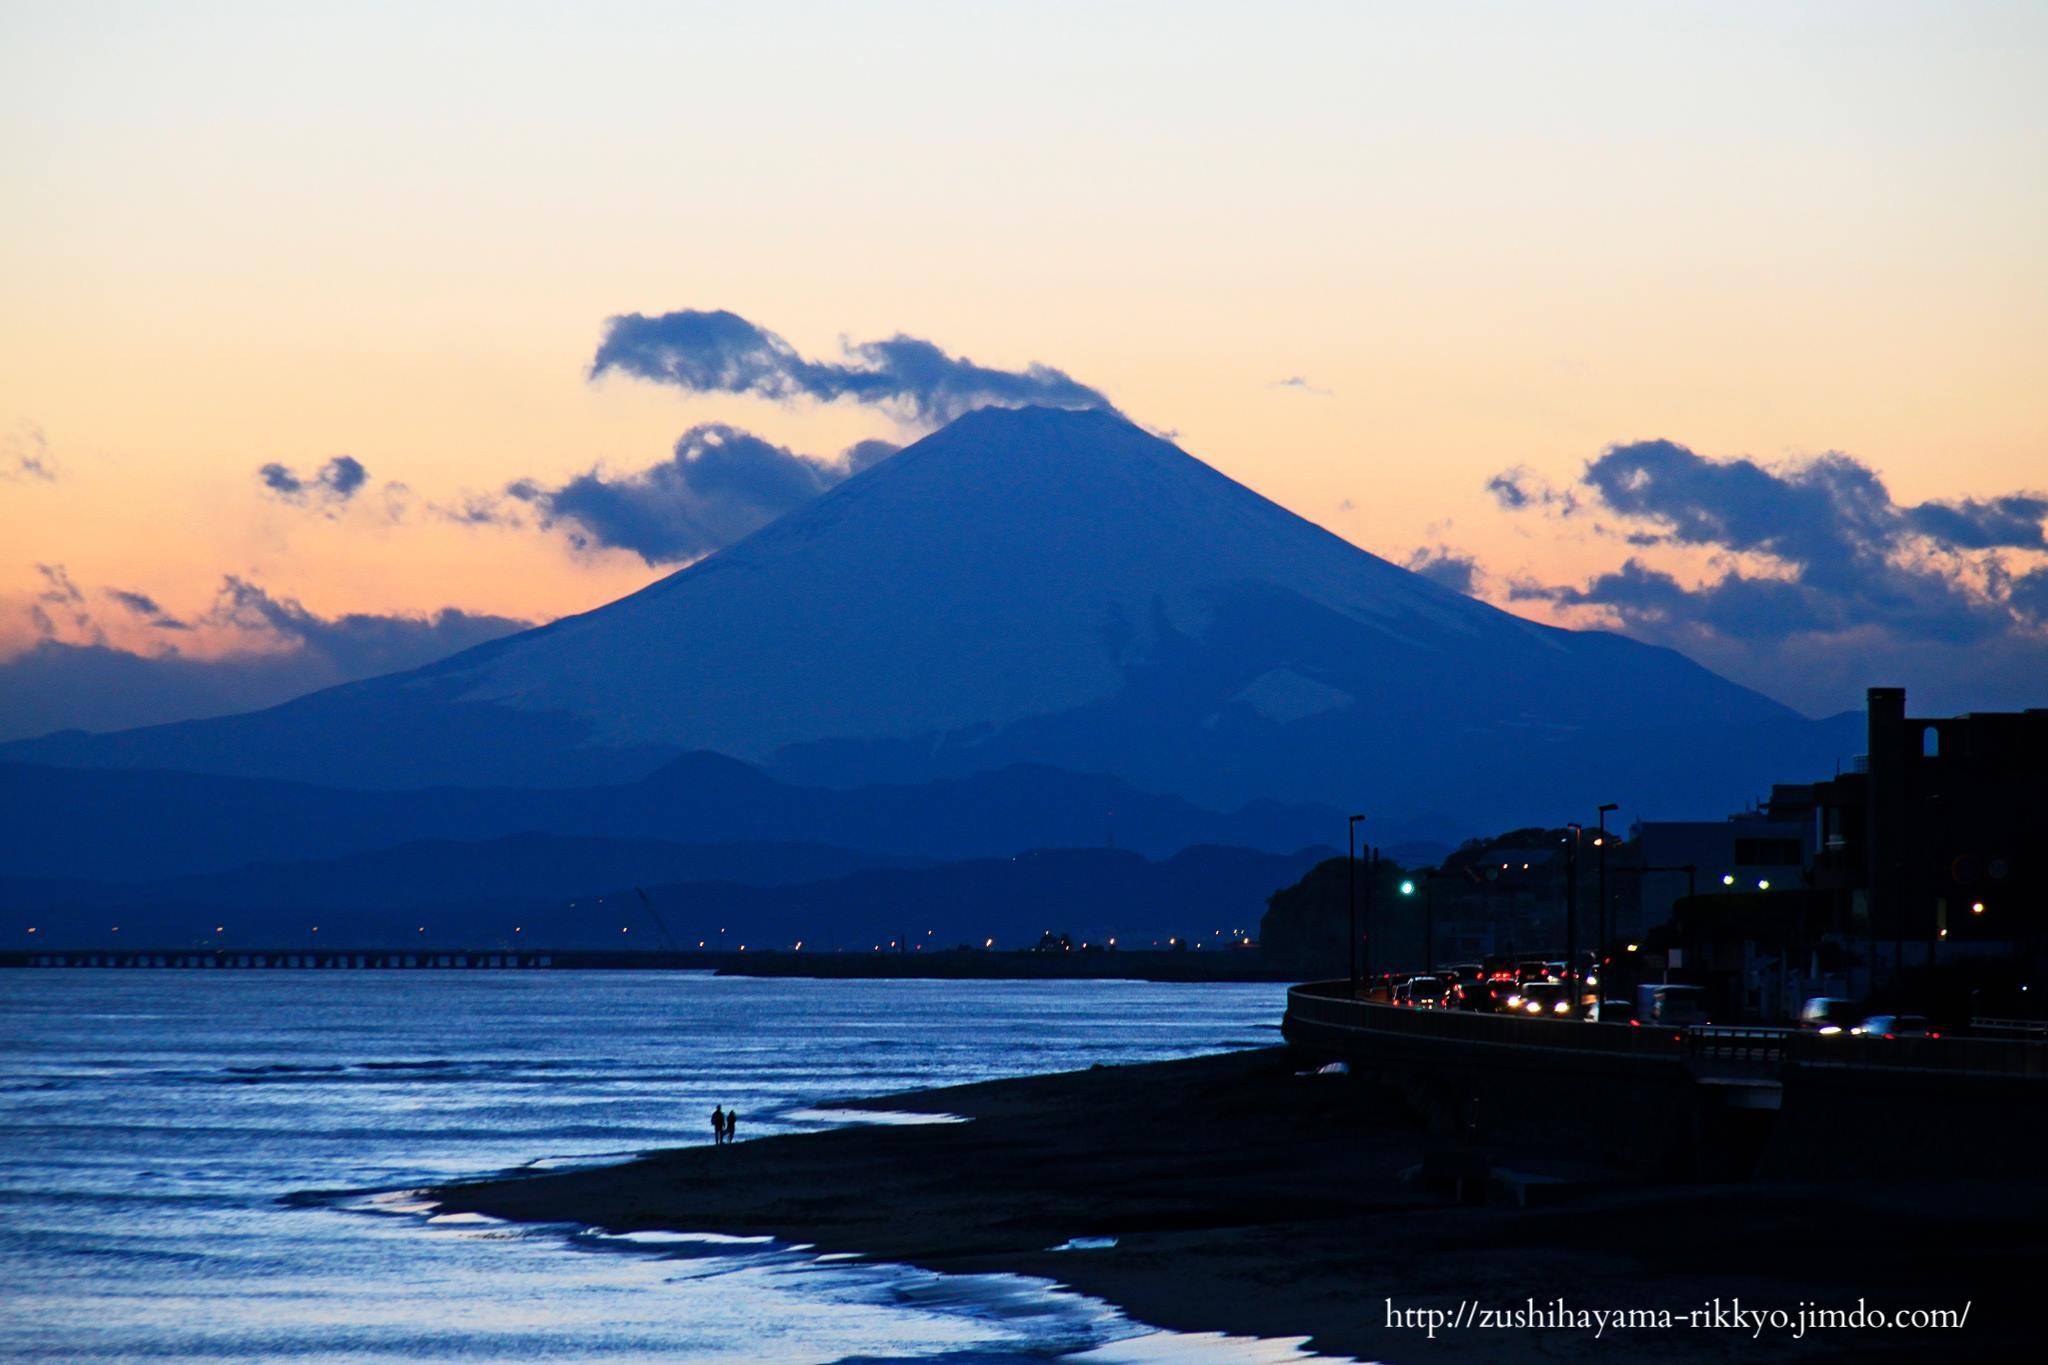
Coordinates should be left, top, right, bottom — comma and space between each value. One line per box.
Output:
1, 832, 920, 914
2, 842, 1332, 954
2, 406, 1860, 825
0, 753, 1407, 883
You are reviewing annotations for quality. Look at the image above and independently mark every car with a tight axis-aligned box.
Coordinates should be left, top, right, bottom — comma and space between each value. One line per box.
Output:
1506, 980, 1574, 1018
1448, 981, 1495, 1011
1364, 972, 1405, 1003
1636, 983, 1710, 1028
1464, 978, 1518, 1012
1850, 1014, 1938, 1039
1589, 998, 1635, 1024
1798, 997, 1861, 1035
1514, 959, 1552, 985
1396, 974, 1453, 1008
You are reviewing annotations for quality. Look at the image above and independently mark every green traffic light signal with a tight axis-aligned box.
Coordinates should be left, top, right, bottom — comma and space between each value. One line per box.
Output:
1399, 880, 1416, 896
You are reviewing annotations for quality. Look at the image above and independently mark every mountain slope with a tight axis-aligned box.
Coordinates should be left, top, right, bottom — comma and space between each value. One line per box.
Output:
1, 406, 1856, 823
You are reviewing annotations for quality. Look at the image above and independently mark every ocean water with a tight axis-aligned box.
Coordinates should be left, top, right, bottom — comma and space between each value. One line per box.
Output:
0, 971, 1318, 1362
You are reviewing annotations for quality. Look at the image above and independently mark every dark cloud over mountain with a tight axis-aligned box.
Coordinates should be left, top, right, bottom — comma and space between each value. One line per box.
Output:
1403, 545, 1481, 595
511, 424, 898, 565
589, 309, 1116, 425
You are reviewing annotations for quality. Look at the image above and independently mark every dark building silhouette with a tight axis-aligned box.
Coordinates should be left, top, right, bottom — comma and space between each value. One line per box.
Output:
1811, 687, 2048, 992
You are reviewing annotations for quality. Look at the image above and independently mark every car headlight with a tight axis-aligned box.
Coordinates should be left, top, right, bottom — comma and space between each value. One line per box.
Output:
1554, 1000, 1570, 1014
1817, 1025, 1841, 1036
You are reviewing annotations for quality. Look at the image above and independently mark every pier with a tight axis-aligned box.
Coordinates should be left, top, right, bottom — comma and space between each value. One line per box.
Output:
0, 948, 730, 971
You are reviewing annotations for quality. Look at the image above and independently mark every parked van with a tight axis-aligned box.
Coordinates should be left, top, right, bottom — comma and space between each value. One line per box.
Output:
1798, 997, 1861, 1035
1636, 983, 1709, 1028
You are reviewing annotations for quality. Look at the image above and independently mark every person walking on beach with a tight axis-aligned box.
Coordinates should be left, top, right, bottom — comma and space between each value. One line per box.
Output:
723, 1108, 737, 1144
711, 1104, 725, 1146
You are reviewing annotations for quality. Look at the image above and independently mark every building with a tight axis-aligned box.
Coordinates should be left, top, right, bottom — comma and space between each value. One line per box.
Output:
1630, 785, 1818, 942
1811, 687, 2048, 992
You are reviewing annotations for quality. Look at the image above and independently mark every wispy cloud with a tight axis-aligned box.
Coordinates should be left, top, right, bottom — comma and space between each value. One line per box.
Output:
1, 573, 533, 741
257, 455, 369, 508
2, 424, 57, 482
105, 588, 190, 631
1485, 465, 1579, 515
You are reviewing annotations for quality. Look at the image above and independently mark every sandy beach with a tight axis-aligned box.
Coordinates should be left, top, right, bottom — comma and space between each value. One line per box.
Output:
430, 1048, 2042, 1361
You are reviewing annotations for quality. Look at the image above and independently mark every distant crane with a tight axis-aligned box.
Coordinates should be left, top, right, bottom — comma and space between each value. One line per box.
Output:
634, 887, 684, 954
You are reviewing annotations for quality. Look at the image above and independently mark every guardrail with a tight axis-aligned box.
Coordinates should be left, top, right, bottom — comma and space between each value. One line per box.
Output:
1687, 1026, 1788, 1065
1970, 1016, 2048, 1038
1786, 1029, 2048, 1079
1287, 981, 2048, 1081
1286, 981, 1687, 1060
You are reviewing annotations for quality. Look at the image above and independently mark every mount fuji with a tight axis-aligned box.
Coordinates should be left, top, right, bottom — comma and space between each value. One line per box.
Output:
5, 406, 1855, 826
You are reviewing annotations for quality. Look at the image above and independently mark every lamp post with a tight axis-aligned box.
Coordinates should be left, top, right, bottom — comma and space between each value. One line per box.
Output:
1596, 803, 1618, 974
1347, 814, 1365, 996
1564, 824, 1582, 1012
1399, 873, 1435, 974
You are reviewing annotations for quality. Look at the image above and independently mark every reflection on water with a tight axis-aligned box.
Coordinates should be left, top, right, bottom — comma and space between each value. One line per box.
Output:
1, 971, 1325, 1361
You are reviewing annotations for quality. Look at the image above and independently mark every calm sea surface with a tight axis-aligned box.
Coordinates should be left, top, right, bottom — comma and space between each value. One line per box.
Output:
0, 971, 1311, 1362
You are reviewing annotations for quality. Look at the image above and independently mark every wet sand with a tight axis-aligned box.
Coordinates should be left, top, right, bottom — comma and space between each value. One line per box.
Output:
430, 1048, 2042, 1360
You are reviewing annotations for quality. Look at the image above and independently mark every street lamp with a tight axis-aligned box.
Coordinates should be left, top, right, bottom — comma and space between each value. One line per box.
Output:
1399, 875, 1435, 972
1596, 803, 1617, 971
1564, 824, 1582, 1011
1347, 814, 1365, 996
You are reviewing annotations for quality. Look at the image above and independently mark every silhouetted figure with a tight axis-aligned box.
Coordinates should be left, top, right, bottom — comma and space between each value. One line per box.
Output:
723, 1109, 737, 1144
711, 1104, 725, 1146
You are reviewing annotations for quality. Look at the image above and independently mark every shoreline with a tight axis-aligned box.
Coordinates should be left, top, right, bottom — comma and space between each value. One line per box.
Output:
428, 1047, 2043, 1361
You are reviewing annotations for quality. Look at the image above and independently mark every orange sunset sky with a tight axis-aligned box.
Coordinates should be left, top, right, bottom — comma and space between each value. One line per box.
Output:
3, 1, 2044, 728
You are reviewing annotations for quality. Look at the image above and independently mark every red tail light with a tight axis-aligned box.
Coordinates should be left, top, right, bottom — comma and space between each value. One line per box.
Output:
1883, 1033, 1896, 1040
1930, 1031, 1941, 1039
1628, 1019, 1639, 1027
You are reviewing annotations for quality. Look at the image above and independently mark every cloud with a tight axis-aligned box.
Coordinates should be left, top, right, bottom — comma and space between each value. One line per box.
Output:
35, 563, 84, 606
512, 424, 898, 565
1403, 545, 1481, 595
2, 425, 56, 482
1905, 496, 2048, 551
430, 492, 524, 528
105, 588, 190, 630
29, 564, 100, 645
204, 577, 528, 679
1493, 437, 2048, 713
258, 455, 369, 506
589, 309, 1116, 426
1486, 465, 1579, 515
0, 574, 533, 741
2008, 567, 2048, 623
